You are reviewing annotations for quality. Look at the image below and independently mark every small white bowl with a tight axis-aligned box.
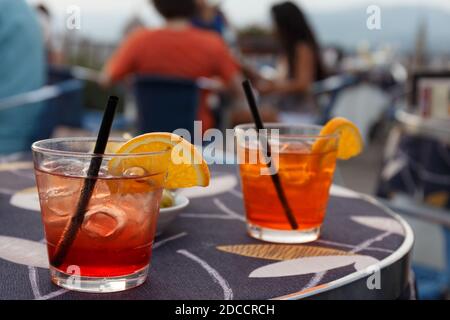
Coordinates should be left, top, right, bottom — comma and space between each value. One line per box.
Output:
156, 194, 189, 236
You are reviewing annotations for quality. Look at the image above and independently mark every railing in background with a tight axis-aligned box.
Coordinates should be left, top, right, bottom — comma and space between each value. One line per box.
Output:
0, 79, 83, 112
0, 78, 85, 154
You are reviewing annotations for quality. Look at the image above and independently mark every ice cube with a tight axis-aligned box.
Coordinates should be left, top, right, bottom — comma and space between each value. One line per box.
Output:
124, 166, 147, 177
279, 141, 312, 153
90, 180, 112, 203
97, 165, 109, 178
44, 186, 80, 217
82, 204, 126, 239
42, 210, 70, 227
115, 194, 148, 224
43, 159, 88, 177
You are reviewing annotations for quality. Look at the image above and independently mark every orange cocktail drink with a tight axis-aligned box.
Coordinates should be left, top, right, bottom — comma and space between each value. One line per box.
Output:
235, 124, 339, 243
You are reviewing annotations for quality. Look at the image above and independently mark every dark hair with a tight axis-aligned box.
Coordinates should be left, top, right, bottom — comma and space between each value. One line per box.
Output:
152, 0, 197, 19
36, 4, 50, 17
271, 2, 325, 80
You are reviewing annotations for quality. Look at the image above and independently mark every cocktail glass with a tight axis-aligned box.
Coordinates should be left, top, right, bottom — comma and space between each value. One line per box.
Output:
235, 123, 339, 243
32, 138, 171, 293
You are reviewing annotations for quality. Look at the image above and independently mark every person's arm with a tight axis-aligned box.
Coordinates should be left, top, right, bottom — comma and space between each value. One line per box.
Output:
257, 43, 316, 95
212, 37, 245, 99
100, 29, 143, 87
228, 73, 245, 100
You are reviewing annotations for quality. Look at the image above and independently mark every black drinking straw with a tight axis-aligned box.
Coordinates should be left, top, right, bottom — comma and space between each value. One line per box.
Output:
51, 96, 119, 268
242, 80, 298, 230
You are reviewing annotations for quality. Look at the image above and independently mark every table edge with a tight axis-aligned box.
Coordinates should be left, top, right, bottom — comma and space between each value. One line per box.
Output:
273, 192, 414, 300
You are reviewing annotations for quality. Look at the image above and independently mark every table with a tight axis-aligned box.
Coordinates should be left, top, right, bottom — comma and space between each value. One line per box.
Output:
0, 154, 414, 300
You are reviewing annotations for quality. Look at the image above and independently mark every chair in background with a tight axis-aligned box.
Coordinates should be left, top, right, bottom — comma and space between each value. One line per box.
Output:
133, 76, 200, 137
48, 65, 131, 133
47, 65, 85, 130
0, 78, 84, 154
377, 119, 450, 299
311, 74, 359, 125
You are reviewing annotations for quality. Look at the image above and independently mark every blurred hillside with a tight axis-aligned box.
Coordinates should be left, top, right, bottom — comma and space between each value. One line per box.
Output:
309, 5, 450, 53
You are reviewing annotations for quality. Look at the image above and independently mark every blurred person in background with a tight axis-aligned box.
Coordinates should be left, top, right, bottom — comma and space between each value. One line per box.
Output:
102, 0, 243, 131
191, 0, 240, 65
255, 1, 326, 123
35, 3, 63, 65
191, 0, 242, 128
192, 0, 227, 36
0, 0, 46, 154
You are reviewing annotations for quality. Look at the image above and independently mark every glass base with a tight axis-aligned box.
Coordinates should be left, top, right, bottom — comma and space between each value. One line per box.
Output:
247, 223, 320, 244
50, 265, 148, 293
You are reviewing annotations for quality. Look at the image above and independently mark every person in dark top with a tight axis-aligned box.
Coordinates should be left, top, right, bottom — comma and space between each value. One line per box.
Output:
251, 2, 326, 125
257, 1, 325, 96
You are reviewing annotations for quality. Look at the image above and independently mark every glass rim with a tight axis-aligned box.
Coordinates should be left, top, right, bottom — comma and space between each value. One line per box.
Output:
234, 123, 339, 140
31, 137, 171, 158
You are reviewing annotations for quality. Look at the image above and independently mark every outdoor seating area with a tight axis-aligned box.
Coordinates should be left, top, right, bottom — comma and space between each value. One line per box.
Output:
0, 0, 449, 304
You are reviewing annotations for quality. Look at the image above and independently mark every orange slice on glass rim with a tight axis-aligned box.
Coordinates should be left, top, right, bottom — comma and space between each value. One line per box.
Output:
108, 133, 210, 190
313, 117, 364, 160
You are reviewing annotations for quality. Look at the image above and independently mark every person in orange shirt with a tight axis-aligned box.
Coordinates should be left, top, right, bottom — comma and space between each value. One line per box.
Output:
102, 0, 243, 131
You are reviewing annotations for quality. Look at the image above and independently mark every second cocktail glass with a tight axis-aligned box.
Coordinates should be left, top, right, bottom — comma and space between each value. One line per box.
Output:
235, 123, 339, 243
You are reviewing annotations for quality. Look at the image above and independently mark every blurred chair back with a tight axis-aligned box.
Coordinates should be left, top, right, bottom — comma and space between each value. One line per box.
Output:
47, 65, 84, 128
0, 79, 84, 154
377, 127, 450, 299
133, 76, 199, 136
312, 74, 358, 124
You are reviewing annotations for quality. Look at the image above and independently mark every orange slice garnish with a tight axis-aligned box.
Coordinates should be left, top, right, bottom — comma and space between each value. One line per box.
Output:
108, 133, 210, 190
313, 117, 364, 160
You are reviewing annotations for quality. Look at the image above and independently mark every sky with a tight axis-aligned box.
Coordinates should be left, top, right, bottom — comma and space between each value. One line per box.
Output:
27, 0, 450, 42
